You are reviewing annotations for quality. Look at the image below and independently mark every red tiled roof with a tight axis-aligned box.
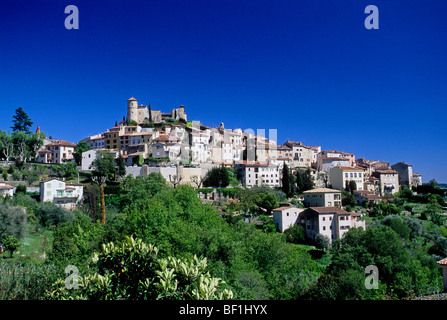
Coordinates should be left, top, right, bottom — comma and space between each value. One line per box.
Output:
335, 166, 364, 171
437, 258, 447, 266
307, 207, 350, 215
45, 140, 76, 147
273, 206, 299, 211
375, 168, 398, 174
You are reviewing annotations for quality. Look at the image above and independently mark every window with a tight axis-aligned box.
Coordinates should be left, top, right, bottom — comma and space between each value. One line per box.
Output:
359, 173, 362, 177
345, 173, 348, 178
354, 173, 357, 177
350, 173, 353, 178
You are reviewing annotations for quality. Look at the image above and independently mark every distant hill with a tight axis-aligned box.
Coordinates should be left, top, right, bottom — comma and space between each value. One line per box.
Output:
438, 183, 447, 189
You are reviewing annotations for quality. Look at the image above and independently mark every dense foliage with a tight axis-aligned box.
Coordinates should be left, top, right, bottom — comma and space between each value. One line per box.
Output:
1, 171, 445, 300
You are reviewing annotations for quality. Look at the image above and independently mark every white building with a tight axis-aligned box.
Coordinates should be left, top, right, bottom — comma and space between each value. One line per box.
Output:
37, 140, 76, 164
0, 179, 14, 197
283, 140, 313, 168
235, 161, 280, 188
302, 188, 342, 207
81, 134, 105, 150
372, 168, 400, 196
40, 178, 83, 209
299, 207, 365, 243
317, 157, 350, 173
391, 162, 413, 188
330, 166, 365, 191
273, 206, 305, 233
81, 149, 120, 171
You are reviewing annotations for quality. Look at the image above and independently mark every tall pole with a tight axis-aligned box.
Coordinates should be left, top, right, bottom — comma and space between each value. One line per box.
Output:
100, 184, 105, 224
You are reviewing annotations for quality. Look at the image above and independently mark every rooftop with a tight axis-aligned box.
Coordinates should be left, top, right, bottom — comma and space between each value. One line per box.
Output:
437, 258, 447, 266
334, 166, 365, 171
45, 140, 76, 147
273, 206, 301, 212
303, 187, 341, 194
306, 206, 351, 215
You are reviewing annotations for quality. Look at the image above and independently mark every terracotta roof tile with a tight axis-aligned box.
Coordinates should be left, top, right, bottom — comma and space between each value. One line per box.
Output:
437, 258, 447, 266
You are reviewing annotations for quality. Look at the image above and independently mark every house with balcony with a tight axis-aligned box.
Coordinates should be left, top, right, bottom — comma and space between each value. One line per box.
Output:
372, 167, 400, 196
40, 178, 83, 209
298, 207, 365, 243
37, 140, 76, 164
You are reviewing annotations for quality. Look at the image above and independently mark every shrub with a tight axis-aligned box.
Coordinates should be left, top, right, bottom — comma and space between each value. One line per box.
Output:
315, 233, 330, 251
36, 202, 76, 227
0, 260, 57, 300
15, 184, 27, 194
46, 236, 234, 300
284, 224, 307, 244
0, 203, 27, 240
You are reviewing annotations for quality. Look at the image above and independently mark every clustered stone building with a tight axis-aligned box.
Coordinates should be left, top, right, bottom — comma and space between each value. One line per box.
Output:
24, 97, 423, 213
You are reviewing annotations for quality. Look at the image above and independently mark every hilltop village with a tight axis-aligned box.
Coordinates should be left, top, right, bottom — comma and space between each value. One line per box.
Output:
26, 97, 426, 241
1, 97, 447, 301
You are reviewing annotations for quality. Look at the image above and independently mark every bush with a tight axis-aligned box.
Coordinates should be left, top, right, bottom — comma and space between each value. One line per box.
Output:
0, 260, 57, 299
284, 224, 307, 244
0, 203, 27, 240
46, 236, 234, 300
403, 216, 424, 239
15, 184, 27, 194
36, 202, 76, 227
342, 191, 356, 207
315, 233, 330, 251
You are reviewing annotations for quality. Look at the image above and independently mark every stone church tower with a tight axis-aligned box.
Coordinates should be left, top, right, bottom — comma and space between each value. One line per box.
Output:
127, 97, 139, 124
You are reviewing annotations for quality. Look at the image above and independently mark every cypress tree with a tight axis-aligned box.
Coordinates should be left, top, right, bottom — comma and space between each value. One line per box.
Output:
282, 163, 291, 198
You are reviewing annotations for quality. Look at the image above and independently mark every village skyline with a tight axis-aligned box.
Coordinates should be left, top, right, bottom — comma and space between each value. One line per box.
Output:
1, 0, 446, 182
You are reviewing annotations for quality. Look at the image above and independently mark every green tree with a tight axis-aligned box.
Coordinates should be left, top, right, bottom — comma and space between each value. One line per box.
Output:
2, 235, 21, 258
320, 225, 443, 299
281, 163, 292, 198
22, 167, 40, 186
0, 130, 14, 161
0, 203, 27, 241
284, 224, 307, 244
258, 193, 279, 214
53, 162, 78, 180
12, 131, 30, 164
296, 168, 314, 194
11, 107, 33, 134
203, 166, 229, 188
342, 190, 356, 207
36, 202, 76, 227
73, 141, 90, 165
91, 150, 117, 224
116, 152, 127, 181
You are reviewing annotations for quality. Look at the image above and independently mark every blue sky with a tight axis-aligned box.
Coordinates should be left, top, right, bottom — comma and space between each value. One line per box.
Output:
0, 0, 446, 182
